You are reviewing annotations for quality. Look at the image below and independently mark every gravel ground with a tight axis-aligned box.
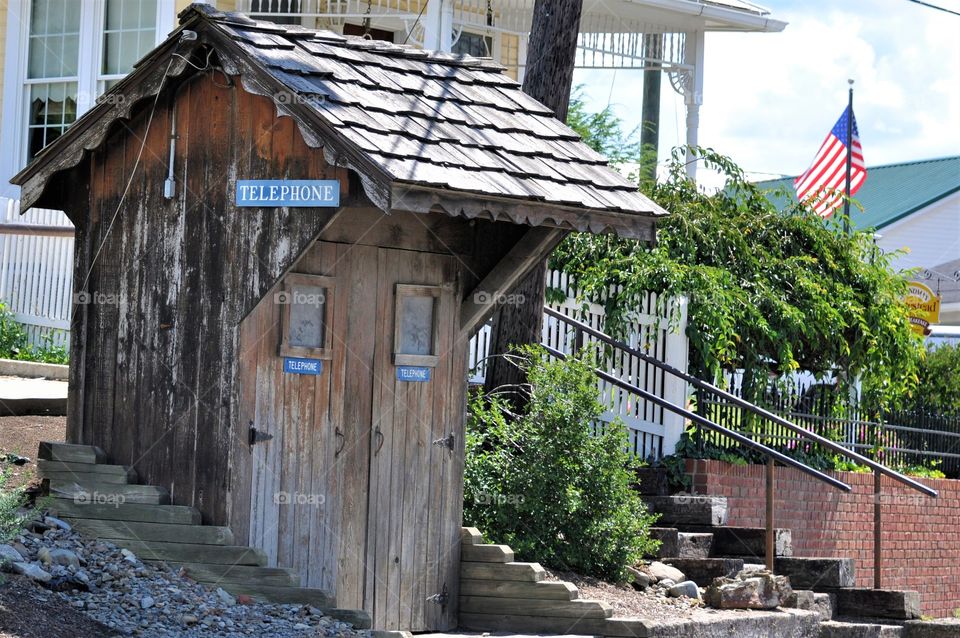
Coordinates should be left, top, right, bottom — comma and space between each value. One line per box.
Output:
0, 415, 66, 489
0, 575, 120, 638
544, 568, 699, 622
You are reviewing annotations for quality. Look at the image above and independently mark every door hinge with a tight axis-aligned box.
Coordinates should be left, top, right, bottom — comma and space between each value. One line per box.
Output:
426, 582, 448, 607
432, 432, 455, 451
249, 422, 274, 447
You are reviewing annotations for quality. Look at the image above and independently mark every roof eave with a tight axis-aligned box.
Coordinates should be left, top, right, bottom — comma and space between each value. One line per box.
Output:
629, 0, 787, 32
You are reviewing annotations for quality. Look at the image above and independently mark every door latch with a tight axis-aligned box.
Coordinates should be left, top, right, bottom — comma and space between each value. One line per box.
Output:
432, 432, 455, 451
426, 582, 448, 607
249, 422, 274, 447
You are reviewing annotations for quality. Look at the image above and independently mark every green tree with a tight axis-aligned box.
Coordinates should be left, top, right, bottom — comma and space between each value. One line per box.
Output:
552, 146, 923, 410
915, 344, 960, 412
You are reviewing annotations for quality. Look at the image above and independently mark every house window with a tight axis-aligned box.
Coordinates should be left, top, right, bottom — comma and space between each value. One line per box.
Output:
279, 274, 335, 359
19, 0, 161, 164
452, 31, 492, 57
25, 0, 81, 159
393, 284, 441, 367
249, 0, 303, 25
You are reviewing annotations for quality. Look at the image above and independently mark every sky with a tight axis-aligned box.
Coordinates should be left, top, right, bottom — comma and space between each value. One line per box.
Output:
572, 0, 960, 184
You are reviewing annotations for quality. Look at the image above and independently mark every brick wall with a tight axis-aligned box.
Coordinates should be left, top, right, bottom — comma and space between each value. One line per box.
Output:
686, 458, 960, 619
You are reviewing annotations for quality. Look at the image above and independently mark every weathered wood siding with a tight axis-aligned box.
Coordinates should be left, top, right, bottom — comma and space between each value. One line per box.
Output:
66, 71, 348, 526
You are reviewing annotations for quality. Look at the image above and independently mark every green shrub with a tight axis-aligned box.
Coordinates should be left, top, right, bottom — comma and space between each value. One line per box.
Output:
0, 301, 28, 359
463, 346, 659, 582
0, 468, 32, 544
13, 333, 69, 364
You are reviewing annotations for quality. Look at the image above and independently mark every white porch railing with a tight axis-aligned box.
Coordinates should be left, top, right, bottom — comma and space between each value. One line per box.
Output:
468, 269, 689, 460
0, 197, 74, 347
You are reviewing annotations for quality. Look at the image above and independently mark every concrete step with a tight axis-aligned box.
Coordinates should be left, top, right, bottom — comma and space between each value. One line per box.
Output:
109, 539, 267, 566
774, 557, 856, 590
48, 500, 201, 525
37, 460, 137, 484
644, 495, 728, 527
834, 589, 922, 620
819, 619, 904, 637
38, 441, 106, 465
171, 563, 302, 587
46, 480, 170, 505
709, 526, 792, 558
65, 518, 234, 545
662, 557, 743, 586
647, 527, 679, 558
677, 532, 713, 559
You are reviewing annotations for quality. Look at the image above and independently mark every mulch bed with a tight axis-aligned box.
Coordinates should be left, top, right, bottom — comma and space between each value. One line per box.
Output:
0, 575, 119, 638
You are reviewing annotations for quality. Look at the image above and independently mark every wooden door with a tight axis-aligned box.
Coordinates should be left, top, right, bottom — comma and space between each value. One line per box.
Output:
364, 247, 464, 632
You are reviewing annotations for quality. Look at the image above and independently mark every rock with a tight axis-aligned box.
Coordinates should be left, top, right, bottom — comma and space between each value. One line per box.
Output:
12, 561, 52, 583
43, 516, 71, 531
627, 566, 651, 590
38, 547, 80, 568
668, 580, 701, 600
216, 587, 236, 606
704, 571, 791, 610
658, 578, 676, 589
120, 548, 138, 564
648, 561, 685, 583
0, 545, 23, 566
180, 614, 199, 625
140, 595, 155, 609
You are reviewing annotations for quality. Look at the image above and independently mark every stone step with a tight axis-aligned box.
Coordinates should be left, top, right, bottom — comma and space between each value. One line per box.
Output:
37, 441, 107, 465
171, 563, 302, 587
774, 557, 856, 590
662, 557, 743, 587
834, 589, 922, 621
634, 468, 670, 496
819, 619, 904, 637
108, 539, 267, 566
65, 518, 234, 545
48, 500, 201, 525
784, 590, 836, 620
814, 592, 836, 620
46, 480, 170, 505
37, 460, 137, 484
644, 495, 728, 527
647, 527, 679, 558
903, 618, 960, 636
677, 532, 714, 559
709, 526, 793, 558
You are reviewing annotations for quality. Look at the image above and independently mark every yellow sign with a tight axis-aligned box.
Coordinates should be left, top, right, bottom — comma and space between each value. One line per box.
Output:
905, 281, 941, 335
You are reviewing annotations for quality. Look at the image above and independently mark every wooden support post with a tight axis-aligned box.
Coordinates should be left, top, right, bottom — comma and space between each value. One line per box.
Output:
766, 456, 775, 572
874, 468, 882, 589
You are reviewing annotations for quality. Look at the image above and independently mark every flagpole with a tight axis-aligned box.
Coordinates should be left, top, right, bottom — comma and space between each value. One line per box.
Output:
843, 79, 854, 234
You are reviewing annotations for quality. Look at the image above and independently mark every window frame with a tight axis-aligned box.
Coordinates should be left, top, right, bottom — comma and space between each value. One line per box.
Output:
278, 273, 336, 360
393, 283, 441, 368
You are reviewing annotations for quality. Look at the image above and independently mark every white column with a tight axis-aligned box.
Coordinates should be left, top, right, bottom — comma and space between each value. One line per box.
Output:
422, 0, 453, 53
683, 29, 705, 180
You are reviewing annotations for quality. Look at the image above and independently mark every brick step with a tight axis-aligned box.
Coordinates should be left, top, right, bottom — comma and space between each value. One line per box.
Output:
774, 557, 856, 590
108, 539, 267, 566
45, 480, 170, 505
819, 619, 904, 637
170, 563, 302, 588
64, 518, 234, 545
48, 500, 201, 525
37, 460, 137, 485
644, 495, 728, 527
661, 557, 743, 586
834, 589, 921, 621
38, 441, 107, 465
677, 532, 713, 559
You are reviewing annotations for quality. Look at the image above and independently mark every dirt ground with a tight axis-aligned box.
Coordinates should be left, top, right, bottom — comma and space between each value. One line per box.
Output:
0, 416, 66, 489
545, 568, 699, 622
0, 575, 119, 638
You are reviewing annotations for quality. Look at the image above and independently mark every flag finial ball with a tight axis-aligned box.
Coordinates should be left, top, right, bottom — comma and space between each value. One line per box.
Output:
848, 78, 854, 86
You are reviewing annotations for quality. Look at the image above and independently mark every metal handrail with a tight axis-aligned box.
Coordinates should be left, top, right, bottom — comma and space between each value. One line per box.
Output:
543, 306, 939, 586
544, 306, 938, 498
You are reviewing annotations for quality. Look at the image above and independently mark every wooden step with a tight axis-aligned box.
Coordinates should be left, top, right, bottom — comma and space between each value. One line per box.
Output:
819, 619, 904, 637
65, 518, 234, 545
662, 557, 743, 586
460, 543, 514, 563
644, 495, 728, 527
38, 442, 106, 465
48, 500, 200, 525
775, 557, 856, 590
710, 526, 792, 558
461, 561, 546, 582
46, 480, 170, 505
834, 589, 921, 620
172, 563, 301, 587
459, 596, 612, 618
37, 460, 137, 484
677, 532, 713, 559
108, 539, 266, 566
459, 578, 578, 600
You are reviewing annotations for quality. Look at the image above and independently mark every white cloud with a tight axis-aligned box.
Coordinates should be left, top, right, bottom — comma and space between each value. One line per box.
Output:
574, 0, 960, 180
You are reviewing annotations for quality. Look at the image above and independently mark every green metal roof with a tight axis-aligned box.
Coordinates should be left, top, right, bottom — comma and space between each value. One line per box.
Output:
755, 156, 960, 231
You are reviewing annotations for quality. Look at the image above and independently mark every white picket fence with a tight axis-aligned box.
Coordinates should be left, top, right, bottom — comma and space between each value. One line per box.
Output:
469, 269, 689, 460
0, 197, 74, 347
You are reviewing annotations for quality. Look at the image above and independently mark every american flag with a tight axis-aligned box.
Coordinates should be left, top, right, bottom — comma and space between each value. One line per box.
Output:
794, 106, 866, 217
